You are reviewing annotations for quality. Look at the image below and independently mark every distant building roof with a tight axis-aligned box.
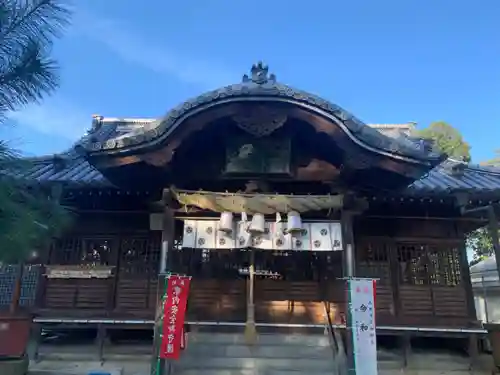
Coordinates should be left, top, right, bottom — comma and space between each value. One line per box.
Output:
470, 256, 500, 288
12, 120, 500, 196
368, 123, 416, 138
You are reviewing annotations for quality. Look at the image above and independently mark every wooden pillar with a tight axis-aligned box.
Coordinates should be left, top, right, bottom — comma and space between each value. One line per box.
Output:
468, 333, 479, 370
31, 244, 51, 363
96, 324, 107, 363
402, 333, 412, 367
34, 249, 50, 311
34, 184, 62, 312
341, 211, 355, 278
31, 323, 43, 362
244, 248, 257, 344
9, 264, 24, 314
458, 234, 477, 322
107, 240, 121, 314
150, 191, 176, 375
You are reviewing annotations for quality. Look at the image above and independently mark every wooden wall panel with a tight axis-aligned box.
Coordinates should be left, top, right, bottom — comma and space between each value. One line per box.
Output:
74, 279, 109, 309
375, 284, 395, 321
115, 278, 150, 311
355, 227, 472, 328
254, 280, 344, 325
399, 285, 433, 317
44, 279, 77, 309
43, 279, 108, 312
432, 286, 467, 318
187, 279, 246, 322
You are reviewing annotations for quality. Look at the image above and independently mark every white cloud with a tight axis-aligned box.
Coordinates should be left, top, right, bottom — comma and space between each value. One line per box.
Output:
73, 10, 237, 89
8, 100, 90, 141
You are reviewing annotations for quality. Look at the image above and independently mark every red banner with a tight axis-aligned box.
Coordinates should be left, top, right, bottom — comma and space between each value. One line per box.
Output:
160, 275, 191, 360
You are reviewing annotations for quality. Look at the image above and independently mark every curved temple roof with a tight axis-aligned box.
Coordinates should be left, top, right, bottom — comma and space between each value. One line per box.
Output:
17, 124, 500, 197
80, 62, 444, 167
10, 62, 500, 197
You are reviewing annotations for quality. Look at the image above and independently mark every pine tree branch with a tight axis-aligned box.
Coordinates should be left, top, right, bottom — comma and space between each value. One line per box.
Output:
0, 0, 72, 261
0, 0, 71, 55
0, 0, 70, 112
0, 41, 58, 110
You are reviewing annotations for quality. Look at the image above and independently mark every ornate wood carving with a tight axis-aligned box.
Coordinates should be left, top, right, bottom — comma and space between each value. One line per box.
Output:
232, 106, 287, 137
224, 136, 291, 175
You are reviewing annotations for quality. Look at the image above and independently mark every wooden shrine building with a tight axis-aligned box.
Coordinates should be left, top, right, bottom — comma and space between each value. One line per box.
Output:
15, 62, 500, 351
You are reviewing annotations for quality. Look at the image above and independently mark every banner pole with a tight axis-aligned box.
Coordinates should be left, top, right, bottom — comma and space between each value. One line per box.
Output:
150, 272, 169, 375
151, 199, 175, 375
150, 236, 170, 375
345, 278, 356, 375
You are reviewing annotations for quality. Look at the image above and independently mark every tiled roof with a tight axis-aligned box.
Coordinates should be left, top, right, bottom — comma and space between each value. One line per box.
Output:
470, 256, 499, 288
470, 256, 497, 274
81, 63, 444, 168
407, 160, 500, 195
17, 154, 500, 196
12, 122, 500, 196
19, 151, 111, 187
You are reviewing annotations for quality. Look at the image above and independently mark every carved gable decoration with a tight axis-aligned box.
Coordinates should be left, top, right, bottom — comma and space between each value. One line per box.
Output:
232, 106, 287, 137
224, 136, 291, 175
242, 61, 277, 84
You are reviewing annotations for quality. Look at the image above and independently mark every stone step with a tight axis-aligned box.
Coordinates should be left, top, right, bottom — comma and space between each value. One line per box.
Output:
187, 333, 330, 347
182, 342, 335, 358
176, 356, 335, 371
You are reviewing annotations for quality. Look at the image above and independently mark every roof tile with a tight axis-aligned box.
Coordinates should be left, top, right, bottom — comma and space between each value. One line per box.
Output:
9, 123, 500, 195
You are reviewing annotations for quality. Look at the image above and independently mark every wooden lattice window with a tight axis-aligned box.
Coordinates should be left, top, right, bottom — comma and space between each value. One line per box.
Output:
80, 238, 114, 266
119, 237, 150, 275
356, 241, 391, 284
397, 243, 428, 285
49, 238, 82, 264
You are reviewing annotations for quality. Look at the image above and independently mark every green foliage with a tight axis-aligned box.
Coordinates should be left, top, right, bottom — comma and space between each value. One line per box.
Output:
482, 150, 500, 167
0, 141, 73, 263
0, 0, 72, 263
414, 121, 471, 162
466, 150, 500, 263
467, 227, 494, 266
415, 122, 496, 264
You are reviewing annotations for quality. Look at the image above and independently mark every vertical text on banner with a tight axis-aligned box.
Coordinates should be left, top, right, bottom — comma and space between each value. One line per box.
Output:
160, 275, 191, 360
347, 279, 378, 375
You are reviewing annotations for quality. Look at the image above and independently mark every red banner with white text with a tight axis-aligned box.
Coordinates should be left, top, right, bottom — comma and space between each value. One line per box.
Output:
160, 275, 191, 360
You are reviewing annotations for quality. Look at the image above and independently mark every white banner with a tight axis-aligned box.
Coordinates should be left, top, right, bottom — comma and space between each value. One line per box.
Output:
347, 279, 378, 375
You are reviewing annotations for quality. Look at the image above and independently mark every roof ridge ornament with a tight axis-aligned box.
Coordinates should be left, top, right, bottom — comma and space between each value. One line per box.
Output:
242, 61, 276, 84
90, 114, 104, 133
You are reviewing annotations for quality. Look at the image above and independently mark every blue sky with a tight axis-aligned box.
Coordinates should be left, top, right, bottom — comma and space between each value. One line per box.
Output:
1, 0, 499, 163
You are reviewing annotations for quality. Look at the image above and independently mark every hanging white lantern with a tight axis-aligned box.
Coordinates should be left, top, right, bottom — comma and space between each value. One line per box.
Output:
275, 217, 285, 237
287, 211, 302, 233
219, 211, 234, 233
249, 213, 265, 234
241, 212, 248, 223
275, 212, 282, 223
237, 212, 252, 248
